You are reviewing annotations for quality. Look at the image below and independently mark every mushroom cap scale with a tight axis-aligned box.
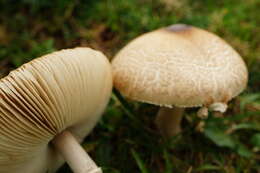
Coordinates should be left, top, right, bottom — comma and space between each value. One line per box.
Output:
0, 47, 112, 173
112, 24, 248, 108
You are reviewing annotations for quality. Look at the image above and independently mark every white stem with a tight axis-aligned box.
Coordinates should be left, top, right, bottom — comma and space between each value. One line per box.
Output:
52, 130, 102, 173
155, 107, 184, 137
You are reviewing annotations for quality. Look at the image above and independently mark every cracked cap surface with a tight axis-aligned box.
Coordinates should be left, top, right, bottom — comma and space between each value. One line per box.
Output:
112, 24, 248, 108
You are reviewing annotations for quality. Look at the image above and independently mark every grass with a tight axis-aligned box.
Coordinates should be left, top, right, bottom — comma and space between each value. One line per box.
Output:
0, 0, 259, 172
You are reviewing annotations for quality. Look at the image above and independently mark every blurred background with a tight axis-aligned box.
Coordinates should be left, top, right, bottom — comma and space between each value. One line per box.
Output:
0, 0, 259, 172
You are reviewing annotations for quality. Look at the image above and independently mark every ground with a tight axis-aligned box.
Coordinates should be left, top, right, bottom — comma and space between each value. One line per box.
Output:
0, 0, 259, 172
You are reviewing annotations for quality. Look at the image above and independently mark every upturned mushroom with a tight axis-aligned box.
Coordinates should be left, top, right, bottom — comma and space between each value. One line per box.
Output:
112, 24, 248, 137
0, 47, 112, 173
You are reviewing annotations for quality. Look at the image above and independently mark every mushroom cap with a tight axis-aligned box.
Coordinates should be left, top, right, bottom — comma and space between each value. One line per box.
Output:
112, 24, 248, 108
0, 47, 112, 173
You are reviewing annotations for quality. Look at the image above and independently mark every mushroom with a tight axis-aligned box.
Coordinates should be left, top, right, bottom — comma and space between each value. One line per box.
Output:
0, 47, 112, 173
112, 24, 248, 137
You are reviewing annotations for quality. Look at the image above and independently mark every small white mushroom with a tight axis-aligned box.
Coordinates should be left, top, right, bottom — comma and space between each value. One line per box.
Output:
0, 47, 112, 173
112, 24, 248, 137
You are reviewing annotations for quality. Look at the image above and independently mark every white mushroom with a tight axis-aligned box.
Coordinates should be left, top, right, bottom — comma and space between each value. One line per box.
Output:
0, 47, 112, 173
112, 24, 248, 137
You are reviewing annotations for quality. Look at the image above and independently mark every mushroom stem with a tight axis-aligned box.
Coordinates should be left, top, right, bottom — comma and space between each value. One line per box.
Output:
155, 107, 185, 137
52, 131, 102, 173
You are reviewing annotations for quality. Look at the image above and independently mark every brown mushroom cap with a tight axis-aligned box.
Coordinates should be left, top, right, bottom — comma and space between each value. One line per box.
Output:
0, 47, 112, 173
112, 24, 248, 108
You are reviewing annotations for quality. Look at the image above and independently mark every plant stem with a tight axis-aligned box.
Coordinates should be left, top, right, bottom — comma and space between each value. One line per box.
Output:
52, 130, 102, 173
155, 107, 184, 137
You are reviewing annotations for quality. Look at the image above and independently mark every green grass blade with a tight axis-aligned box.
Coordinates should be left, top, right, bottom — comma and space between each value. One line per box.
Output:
131, 149, 149, 173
